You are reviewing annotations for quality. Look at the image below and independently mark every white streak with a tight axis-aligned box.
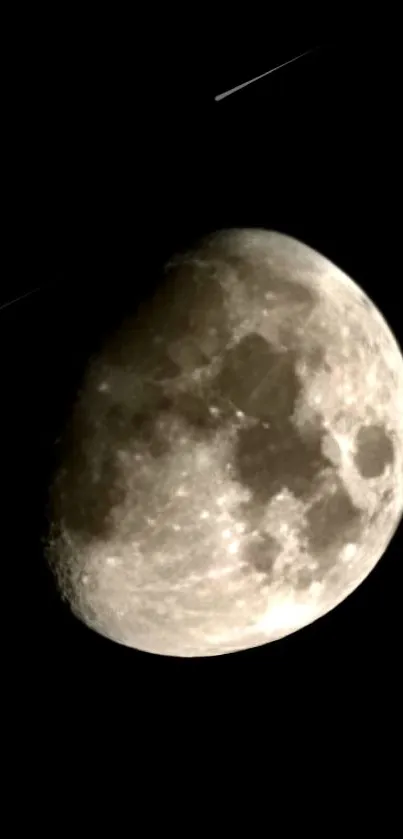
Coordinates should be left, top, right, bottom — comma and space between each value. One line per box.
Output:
215, 50, 314, 101
0, 286, 41, 312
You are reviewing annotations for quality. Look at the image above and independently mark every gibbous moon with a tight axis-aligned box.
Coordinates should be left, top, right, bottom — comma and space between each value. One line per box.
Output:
47, 229, 403, 656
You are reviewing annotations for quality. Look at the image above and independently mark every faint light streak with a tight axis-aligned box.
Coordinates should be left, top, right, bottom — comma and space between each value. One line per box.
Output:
0, 286, 41, 312
215, 49, 315, 101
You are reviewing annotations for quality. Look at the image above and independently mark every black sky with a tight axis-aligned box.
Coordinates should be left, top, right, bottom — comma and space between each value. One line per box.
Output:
5, 37, 402, 738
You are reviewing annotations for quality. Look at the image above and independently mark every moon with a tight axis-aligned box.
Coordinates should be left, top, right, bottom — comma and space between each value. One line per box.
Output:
46, 229, 403, 657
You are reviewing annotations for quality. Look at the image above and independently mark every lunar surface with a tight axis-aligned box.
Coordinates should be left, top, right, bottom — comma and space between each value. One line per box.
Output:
47, 229, 403, 656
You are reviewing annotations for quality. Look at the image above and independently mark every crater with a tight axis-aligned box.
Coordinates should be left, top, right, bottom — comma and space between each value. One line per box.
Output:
132, 411, 172, 458
105, 387, 175, 457
240, 532, 282, 583
303, 345, 329, 372
353, 423, 395, 479
294, 567, 317, 590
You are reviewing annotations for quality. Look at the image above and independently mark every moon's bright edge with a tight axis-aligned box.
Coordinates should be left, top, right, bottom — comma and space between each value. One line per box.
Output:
47, 229, 403, 657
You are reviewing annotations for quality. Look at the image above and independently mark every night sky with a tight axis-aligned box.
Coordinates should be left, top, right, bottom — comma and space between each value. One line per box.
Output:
5, 37, 401, 746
